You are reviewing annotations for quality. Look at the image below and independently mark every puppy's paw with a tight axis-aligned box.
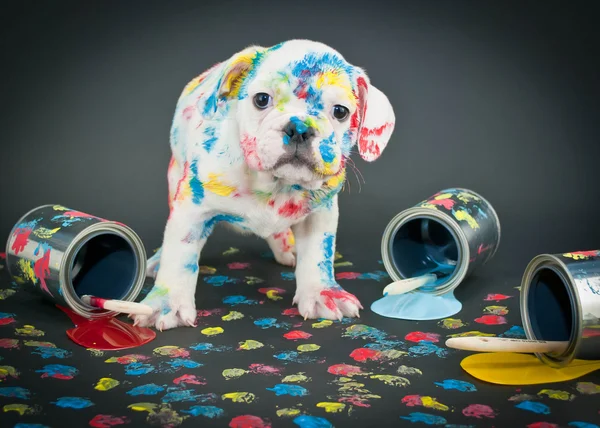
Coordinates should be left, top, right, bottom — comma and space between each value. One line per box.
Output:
131, 286, 197, 331
273, 250, 296, 267
293, 286, 363, 320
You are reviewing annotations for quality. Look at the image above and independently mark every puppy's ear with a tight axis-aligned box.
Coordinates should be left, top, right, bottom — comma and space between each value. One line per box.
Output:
353, 69, 395, 162
218, 45, 266, 100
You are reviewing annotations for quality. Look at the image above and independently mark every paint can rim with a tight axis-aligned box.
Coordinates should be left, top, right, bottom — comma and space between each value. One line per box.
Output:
380, 207, 470, 296
520, 254, 581, 367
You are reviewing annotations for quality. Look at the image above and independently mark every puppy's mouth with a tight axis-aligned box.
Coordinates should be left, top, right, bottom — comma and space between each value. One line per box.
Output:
272, 152, 317, 171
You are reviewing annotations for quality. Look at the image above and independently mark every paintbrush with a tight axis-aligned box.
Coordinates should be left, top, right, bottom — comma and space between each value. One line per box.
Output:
445, 337, 569, 354
382, 274, 437, 296
81, 295, 153, 316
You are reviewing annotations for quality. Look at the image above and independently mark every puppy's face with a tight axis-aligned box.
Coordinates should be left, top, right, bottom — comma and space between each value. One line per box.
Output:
219, 40, 395, 189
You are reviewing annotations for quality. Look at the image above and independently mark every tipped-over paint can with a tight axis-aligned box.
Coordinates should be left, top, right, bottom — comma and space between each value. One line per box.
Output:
372, 188, 500, 320
520, 250, 600, 367
6, 204, 147, 319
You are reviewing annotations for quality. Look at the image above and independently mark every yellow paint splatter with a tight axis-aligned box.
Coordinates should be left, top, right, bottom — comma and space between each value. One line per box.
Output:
199, 266, 216, 274
312, 320, 333, 329
438, 318, 465, 329
456, 192, 480, 203
334, 261, 353, 267
88, 349, 104, 357
266, 290, 283, 301
317, 402, 346, 413
447, 331, 495, 338
434, 193, 453, 200
420, 396, 450, 411
282, 373, 310, 383
0, 366, 19, 381
23, 341, 55, 347
222, 392, 256, 403
204, 173, 237, 196
223, 247, 240, 255
370, 375, 410, 387
15, 325, 44, 337
576, 382, 600, 395
128, 402, 158, 412
53, 205, 68, 211
17, 259, 37, 284
453, 209, 480, 230
222, 369, 249, 380
3, 404, 39, 415
325, 169, 346, 189
484, 306, 508, 315
201, 327, 224, 336
222, 311, 244, 321
420, 203, 439, 210
95, 377, 120, 391
380, 349, 407, 360
0, 289, 16, 300
538, 389, 575, 401
277, 408, 301, 417
238, 340, 264, 350
32, 227, 61, 239
297, 344, 320, 352
153, 346, 185, 356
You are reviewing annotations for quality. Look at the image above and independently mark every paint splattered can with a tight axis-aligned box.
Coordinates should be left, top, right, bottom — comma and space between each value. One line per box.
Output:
520, 250, 600, 367
5, 204, 147, 319
380, 188, 501, 295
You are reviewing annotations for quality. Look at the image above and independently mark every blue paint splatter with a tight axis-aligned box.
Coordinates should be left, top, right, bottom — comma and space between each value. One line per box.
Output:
293, 415, 333, 428
190, 343, 232, 353
267, 384, 309, 397
569, 423, 600, 428
319, 133, 336, 163
254, 318, 278, 328
273, 351, 322, 364
204, 275, 238, 286
126, 384, 165, 396
0, 312, 15, 319
52, 397, 94, 409
181, 405, 224, 418
409, 341, 449, 358
400, 412, 447, 425
222, 295, 259, 306
290, 116, 309, 134
357, 271, 389, 281
189, 160, 204, 205
341, 130, 353, 156
500, 325, 526, 338
32, 347, 72, 359
203, 126, 218, 152
0, 387, 31, 399
162, 359, 203, 371
515, 400, 551, 414
281, 272, 296, 280
125, 362, 155, 376
162, 388, 204, 403
36, 364, 78, 379
364, 339, 404, 350
14, 424, 50, 428
434, 379, 476, 392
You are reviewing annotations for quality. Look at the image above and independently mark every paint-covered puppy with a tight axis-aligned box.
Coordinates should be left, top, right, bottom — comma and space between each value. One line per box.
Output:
134, 40, 395, 330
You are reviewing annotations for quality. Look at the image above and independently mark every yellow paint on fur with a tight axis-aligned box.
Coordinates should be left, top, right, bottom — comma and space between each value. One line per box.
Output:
453, 209, 480, 230
17, 259, 36, 284
201, 327, 224, 336
538, 389, 575, 401
370, 375, 410, 387
297, 344, 320, 352
277, 408, 301, 417
204, 173, 236, 196
32, 227, 61, 239
315, 71, 354, 102
222, 391, 256, 403
238, 340, 264, 350
222, 368, 248, 380
316, 402, 346, 413
282, 373, 310, 383
222, 311, 244, 321
95, 377, 120, 391
312, 320, 333, 329
128, 402, 158, 412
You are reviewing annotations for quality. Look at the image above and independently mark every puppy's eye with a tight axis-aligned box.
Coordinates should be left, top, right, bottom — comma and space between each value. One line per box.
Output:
253, 93, 272, 109
332, 105, 349, 121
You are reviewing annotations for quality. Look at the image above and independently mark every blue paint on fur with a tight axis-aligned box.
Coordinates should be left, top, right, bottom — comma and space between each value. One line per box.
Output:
319, 133, 336, 163
290, 116, 309, 134
201, 214, 245, 239
188, 160, 204, 205
203, 127, 218, 152
318, 233, 336, 285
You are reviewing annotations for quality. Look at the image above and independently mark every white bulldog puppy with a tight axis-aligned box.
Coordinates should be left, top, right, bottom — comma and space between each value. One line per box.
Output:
134, 39, 395, 330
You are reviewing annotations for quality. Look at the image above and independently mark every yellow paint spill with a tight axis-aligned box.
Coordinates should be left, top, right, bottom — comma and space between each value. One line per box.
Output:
277, 408, 301, 417
199, 266, 217, 274
222, 311, 244, 321
204, 173, 236, 196
266, 290, 283, 301
238, 340, 264, 350
312, 320, 333, 329
370, 375, 410, 387
201, 327, 224, 336
282, 373, 310, 383
421, 396, 449, 411
3, 404, 37, 415
32, 227, 61, 239
453, 209, 480, 230
128, 402, 158, 412
297, 344, 320, 352
483, 306, 508, 315
15, 325, 44, 337
222, 368, 248, 380
222, 392, 256, 403
17, 259, 37, 284
95, 377, 120, 391
0, 366, 19, 380
538, 389, 575, 401
317, 402, 346, 413
447, 331, 495, 338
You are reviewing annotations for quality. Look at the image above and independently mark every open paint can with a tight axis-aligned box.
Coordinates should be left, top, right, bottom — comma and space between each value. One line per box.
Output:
373, 188, 501, 320
6, 204, 147, 319
520, 250, 600, 367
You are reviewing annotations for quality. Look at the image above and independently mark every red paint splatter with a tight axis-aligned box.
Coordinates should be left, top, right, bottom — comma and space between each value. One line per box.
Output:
358, 123, 393, 160
268, 200, 275, 207
278, 200, 306, 218
349, 348, 381, 362
228, 262, 250, 270
11, 227, 33, 255
402, 395, 424, 406
477, 243, 493, 255
484, 294, 512, 301
405, 331, 441, 343
259, 287, 286, 296
248, 364, 280, 375
0, 317, 16, 326
240, 134, 262, 170
327, 364, 365, 376
229, 415, 271, 428
475, 315, 507, 325
40, 372, 74, 380
0, 252, 6, 259
33, 246, 53, 296
527, 423, 559, 428
462, 404, 496, 419
429, 198, 456, 210
338, 395, 371, 408
89, 415, 130, 428
282, 308, 300, 317
569, 250, 599, 258
320, 289, 361, 311
111, 355, 150, 364
583, 328, 600, 338
182, 105, 195, 120
173, 161, 190, 203
283, 331, 312, 340
173, 374, 206, 385
63, 210, 102, 220
0, 339, 19, 349
197, 309, 223, 317
273, 231, 294, 252
335, 272, 362, 280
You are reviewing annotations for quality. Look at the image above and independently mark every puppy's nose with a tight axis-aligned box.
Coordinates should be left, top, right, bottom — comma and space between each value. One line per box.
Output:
283, 119, 315, 145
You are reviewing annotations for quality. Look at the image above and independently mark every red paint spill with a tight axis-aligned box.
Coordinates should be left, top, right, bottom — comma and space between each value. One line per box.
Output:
197, 309, 223, 317
33, 246, 53, 296
527, 423, 559, 428
229, 415, 271, 428
321, 289, 361, 311
349, 348, 381, 362
335, 272, 362, 280
0, 338, 19, 349
327, 364, 365, 376
228, 262, 250, 270
173, 374, 206, 385
0, 317, 16, 326
583, 328, 600, 338
11, 227, 33, 255
278, 200, 306, 218
429, 198, 456, 210
462, 404, 496, 419
282, 308, 300, 317
240, 134, 262, 170
89, 415, 130, 428
338, 395, 371, 408
248, 364, 280, 375
283, 331, 312, 340
484, 294, 512, 301
474, 315, 507, 325
401, 395, 424, 406
405, 331, 441, 343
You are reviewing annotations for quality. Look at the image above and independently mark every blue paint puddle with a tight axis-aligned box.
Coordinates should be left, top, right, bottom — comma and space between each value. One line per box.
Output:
371, 290, 462, 321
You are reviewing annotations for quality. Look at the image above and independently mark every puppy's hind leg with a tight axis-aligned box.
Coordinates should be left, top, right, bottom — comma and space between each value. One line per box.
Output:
266, 228, 296, 267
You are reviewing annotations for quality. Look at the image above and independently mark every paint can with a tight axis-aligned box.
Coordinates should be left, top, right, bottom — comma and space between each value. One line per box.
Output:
380, 188, 501, 295
520, 250, 600, 367
5, 204, 147, 319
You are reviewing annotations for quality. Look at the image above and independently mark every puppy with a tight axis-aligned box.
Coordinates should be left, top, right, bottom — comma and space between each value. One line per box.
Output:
134, 40, 395, 330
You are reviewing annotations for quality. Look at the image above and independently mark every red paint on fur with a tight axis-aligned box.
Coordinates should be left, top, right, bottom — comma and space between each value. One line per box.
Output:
229, 415, 271, 428
278, 200, 306, 218
173, 161, 190, 202
240, 134, 262, 170
327, 364, 365, 376
405, 331, 441, 343
475, 315, 507, 325
335, 272, 362, 280
182, 105, 195, 120
321, 289, 360, 311
283, 331, 312, 340
358, 123, 393, 159
349, 348, 381, 362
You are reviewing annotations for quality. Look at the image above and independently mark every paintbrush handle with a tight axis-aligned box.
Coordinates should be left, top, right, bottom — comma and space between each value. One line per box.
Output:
445, 337, 569, 354
383, 274, 437, 296
81, 295, 153, 316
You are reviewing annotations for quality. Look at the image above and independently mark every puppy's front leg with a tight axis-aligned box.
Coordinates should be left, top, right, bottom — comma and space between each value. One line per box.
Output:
292, 195, 363, 320
133, 206, 209, 330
